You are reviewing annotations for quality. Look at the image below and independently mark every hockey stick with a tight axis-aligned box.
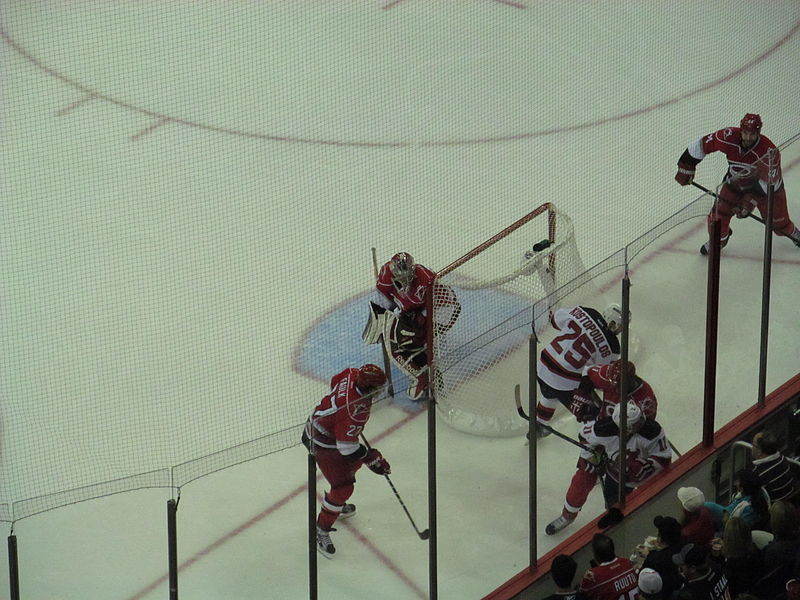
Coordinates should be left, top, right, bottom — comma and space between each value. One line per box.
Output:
514, 385, 683, 458
514, 384, 591, 451
370, 248, 395, 398
691, 181, 800, 244
360, 434, 430, 541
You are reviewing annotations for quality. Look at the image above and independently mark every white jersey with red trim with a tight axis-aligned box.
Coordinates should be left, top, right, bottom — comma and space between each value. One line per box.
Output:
304, 368, 372, 456
537, 306, 620, 392
579, 417, 672, 487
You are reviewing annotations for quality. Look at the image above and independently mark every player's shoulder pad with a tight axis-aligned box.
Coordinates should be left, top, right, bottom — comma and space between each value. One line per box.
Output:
606, 332, 621, 354
593, 417, 619, 438
638, 419, 663, 440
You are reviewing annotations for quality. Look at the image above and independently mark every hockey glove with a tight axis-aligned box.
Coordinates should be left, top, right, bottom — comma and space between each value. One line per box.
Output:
568, 392, 600, 423
626, 456, 656, 483
363, 448, 391, 475
734, 200, 756, 219
675, 162, 695, 186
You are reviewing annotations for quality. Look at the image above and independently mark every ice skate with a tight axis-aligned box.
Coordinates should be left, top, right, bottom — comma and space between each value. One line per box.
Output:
700, 228, 732, 255
339, 504, 356, 519
316, 526, 336, 558
545, 510, 577, 535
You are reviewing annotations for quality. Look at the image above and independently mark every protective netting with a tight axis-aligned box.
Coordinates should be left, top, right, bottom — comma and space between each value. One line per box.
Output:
431, 204, 604, 436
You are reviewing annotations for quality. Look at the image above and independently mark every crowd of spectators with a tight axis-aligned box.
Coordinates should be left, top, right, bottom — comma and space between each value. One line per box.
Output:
545, 427, 800, 600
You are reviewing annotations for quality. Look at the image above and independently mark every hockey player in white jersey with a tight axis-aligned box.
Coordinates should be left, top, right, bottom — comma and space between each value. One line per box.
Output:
545, 403, 672, 535
534, 304, 625, 437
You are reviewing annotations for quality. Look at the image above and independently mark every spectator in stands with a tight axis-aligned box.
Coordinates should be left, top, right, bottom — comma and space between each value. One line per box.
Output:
678, 486, 715, 548
642, 516, 685, 598
543, 554, 588, 600
761, 501, 800, 593
709, 516, 764, 597
637, 568, 664, 600
672, 543, 731, 599
579, 534, 638, 600
751, 430, 797, 503
705, 469, 770, 531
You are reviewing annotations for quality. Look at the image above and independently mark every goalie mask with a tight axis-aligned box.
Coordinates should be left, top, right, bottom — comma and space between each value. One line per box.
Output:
389, 252, 416, 289
356, 363, 387, 393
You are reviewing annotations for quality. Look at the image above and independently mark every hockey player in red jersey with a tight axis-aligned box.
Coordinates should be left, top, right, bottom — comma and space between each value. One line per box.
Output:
364, 252, 460, 400
567, 359, 657, 423
546, 403, 672, 535
533, 304, 625, 437
675, 113, 800, 254
579, 533, 639, 600
301, 364, 390, 558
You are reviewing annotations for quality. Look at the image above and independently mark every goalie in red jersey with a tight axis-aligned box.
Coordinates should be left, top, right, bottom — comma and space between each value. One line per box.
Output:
301, 364, 390, 558
675, 113, 800, 254
363, 252, 460, 400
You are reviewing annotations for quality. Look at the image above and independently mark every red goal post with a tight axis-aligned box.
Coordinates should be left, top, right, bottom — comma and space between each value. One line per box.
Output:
428, 203, 593, 437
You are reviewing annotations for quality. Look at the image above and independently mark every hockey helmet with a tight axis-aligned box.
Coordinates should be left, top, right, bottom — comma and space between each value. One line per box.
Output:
389, 252, 416, 288
740, 113, 762, 133
356, 363, 387, 392
612, 402, 643, 430
609, 359, 636, 386
603, 303, 630, 334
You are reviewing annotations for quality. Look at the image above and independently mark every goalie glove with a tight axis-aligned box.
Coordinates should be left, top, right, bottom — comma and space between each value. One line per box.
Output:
363, 448, 391, 475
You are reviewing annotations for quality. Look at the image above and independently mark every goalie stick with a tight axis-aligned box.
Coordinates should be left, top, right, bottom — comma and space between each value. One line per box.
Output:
691, 181, 800, 244
370, 248, 395, 398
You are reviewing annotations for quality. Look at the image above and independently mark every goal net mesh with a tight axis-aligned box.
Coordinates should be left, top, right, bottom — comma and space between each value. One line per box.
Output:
431, 203, 603, 437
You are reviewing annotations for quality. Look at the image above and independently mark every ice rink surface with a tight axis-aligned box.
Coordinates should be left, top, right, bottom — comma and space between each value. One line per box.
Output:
3, 1, 800, 598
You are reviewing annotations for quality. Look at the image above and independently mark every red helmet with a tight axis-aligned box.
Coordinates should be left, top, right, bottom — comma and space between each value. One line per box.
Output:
389, 252, 416, 288
740, 113, 762, 133
356, 364, 387, 392
609, 360, 636, 386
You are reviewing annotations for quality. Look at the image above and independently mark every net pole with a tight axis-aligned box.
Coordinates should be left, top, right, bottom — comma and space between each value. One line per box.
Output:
703, 217, 722, 447
426, 283, 438, 600
616, 272, 632, 507
757, 150, 776, 405
527, 329, 538, 572
167, 498, 178, 600
307, 449, 318, 600
7, 530, 19, 600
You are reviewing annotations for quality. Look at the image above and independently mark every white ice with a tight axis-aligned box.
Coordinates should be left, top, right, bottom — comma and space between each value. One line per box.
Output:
2, 1, 799, 598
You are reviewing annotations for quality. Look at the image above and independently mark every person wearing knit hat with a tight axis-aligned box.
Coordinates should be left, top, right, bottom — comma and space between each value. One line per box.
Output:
642, 516, 684, 598
677, 486, 714, 548
678, 487, 705, 511
637, 568, 663, 599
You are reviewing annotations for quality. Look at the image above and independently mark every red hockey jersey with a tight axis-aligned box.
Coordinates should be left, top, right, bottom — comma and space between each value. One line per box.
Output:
305, 368, 372, 456
688, 127, 782, 193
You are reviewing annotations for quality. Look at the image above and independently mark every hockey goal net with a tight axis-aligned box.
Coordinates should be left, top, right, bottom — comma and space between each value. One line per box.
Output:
430, 203, 595, 437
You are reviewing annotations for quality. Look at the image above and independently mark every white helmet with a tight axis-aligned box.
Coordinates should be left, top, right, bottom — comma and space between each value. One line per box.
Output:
612, 402, 643, 430
603, 303, 629, 334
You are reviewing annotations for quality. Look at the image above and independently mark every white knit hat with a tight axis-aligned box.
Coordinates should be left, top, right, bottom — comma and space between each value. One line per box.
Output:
638, 568, 663, 594
677, 486, 705, 512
